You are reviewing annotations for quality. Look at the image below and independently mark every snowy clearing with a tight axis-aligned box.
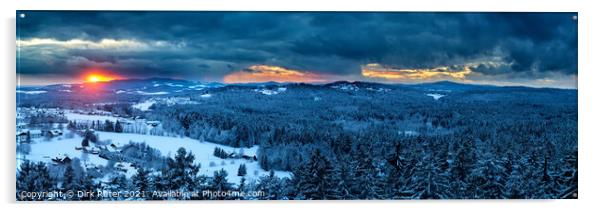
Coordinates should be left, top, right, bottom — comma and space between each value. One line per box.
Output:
18, 131, 291, 183
331, 84, 360, 91
136, 91, 169, 95
427, 93, 446, 100
17, 90, 47, 94
255, 87, 286, 95
64, 111, 120, 122
132, 100, 156, 111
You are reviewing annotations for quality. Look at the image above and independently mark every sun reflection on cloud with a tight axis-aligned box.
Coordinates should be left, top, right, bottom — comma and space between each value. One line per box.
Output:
361, 63, 476, 82
223, 65, 328, 83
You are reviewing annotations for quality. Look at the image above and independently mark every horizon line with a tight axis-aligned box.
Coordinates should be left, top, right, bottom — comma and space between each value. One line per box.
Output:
16, 77, 578, 90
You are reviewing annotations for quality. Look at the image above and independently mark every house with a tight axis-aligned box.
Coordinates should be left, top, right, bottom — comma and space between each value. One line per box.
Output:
16, 131, 28, 143
16, 129, 42, 142
45, 129, 63, 137
241, 155, 258, 161
51, 156, 72, 164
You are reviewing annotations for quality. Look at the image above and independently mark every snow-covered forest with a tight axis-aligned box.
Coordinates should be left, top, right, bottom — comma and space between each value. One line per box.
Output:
16, 79, 578, 200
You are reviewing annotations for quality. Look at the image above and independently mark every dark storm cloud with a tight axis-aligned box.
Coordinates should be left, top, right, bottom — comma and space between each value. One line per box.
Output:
291, 13, 577, 75
17, 11, 577, 83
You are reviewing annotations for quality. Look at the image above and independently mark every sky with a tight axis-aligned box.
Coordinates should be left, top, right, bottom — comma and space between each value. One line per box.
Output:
16, 11, 578, 88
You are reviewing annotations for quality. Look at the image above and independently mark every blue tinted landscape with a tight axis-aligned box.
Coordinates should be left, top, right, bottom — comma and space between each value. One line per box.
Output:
16, 11, 577, 200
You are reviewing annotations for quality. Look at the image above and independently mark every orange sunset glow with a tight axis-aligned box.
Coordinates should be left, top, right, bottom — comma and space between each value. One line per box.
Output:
83, 72, 120, 83
361, 63, 473, 82
224, 65, 328, 83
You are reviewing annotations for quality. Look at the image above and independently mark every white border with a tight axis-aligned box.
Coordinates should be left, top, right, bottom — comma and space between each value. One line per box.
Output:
2, 0, 601, 212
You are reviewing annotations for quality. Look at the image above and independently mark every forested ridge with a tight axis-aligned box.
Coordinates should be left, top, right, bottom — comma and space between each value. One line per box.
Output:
17, 81, 577, 200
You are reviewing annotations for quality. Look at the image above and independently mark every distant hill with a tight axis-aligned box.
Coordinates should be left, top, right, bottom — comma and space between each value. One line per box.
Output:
16, 78, 576, 106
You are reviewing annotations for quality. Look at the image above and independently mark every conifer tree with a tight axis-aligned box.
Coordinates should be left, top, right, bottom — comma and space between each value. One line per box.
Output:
257, 170, 282, 200
63, 164, 75, 192
115, 120, 124, 133
237, 163, 247, 176
17, 161, 54, 200
164, 148, 200, 193
133, 167, 150, 193
294, 149, 338, 199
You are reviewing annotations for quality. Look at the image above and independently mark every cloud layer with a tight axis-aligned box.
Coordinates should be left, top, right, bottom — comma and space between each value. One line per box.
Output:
224, 65, 329, 83
17, 11, 577, 87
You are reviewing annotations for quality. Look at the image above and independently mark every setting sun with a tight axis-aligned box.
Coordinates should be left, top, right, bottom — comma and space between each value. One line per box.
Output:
85, 73, 117, 83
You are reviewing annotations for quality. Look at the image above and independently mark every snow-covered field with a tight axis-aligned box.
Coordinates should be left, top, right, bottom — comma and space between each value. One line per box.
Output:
18, 130, 291, 183
136, 91, 169, 95
17, 90, 47, 95
331, 84, 359, 91
427, 93, 446, 100
254, 87, 286, 95
64, 111, 121, 122
132, 100, 156, 111
132, 97, 202, 111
